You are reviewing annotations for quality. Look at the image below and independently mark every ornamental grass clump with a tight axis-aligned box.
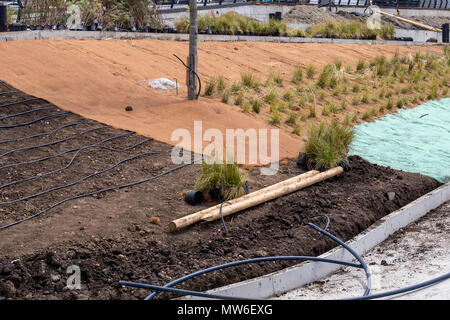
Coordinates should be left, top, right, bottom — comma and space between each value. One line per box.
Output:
304, 120, 354, 170
195, 160, 247, 201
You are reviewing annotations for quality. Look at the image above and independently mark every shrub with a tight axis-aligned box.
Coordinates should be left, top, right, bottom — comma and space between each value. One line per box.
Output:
304, 120, 354, 170
195, 161, 246, 201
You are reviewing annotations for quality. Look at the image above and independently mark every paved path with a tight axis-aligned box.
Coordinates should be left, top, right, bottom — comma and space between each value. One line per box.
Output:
277, 201, 450, 300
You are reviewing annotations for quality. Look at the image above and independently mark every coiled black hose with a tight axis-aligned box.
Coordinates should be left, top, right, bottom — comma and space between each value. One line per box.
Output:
0, 125, 109, 158
0, 112, 71, 129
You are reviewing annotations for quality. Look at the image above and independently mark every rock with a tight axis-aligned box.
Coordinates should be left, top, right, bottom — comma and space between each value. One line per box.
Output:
387, 192, 396, 201
46, 252, 61, 267
125, 106, 133, 112
0, 281, 16, 298
381, 259, 388, 266
51, 274, 61, 282
1, 263, 13, 275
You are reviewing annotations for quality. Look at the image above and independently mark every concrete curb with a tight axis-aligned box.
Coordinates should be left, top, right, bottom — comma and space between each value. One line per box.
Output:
193, 182, 450, 299
0, 30, 443, 46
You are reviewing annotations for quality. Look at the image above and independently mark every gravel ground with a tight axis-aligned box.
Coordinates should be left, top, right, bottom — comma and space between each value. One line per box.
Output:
276, 200, 450, 300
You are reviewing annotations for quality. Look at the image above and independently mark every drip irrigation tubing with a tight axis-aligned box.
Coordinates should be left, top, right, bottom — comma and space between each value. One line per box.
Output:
0, 122, 79, 145
122, 222, 369, 301
0, 131, 134, 171
0, 106, 55, 121
0, 138, 153, 191
0, 160, 195, 231
0, 112, 71, 129
0, 125, 110, 158
0, 151, 159, 206
0, 91, 19, 95
173, 54, 201, 100
0, 97, 41, 108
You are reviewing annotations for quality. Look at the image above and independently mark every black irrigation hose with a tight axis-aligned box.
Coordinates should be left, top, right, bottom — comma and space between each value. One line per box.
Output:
219, 201, 232, 233
0, 112, 71, 129
0, 125, 110, 158
0, 161, 195, 231
0, 91, 19, 95
0, 151, 160, 206
139, 223, 366, 300
173, 54, 201, 100
0, 132, 134, 171
0, 106, 55, 121
0, 97, 41, 108
0, 138, 154, 191
347, 272, 450, 300
0, 122, 79, 145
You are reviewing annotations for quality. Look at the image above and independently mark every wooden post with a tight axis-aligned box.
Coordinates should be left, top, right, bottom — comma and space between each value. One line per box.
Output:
168, 169, 333, 232
187, 0, 198, 100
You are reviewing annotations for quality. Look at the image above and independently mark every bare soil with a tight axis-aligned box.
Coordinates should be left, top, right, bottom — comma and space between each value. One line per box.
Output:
0, 83, 440, 300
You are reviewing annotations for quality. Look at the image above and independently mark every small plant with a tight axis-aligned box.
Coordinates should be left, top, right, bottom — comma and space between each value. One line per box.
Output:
306, 65, 316, 79
329, 102, 339, 114
304, 120, 354, 170
362, 110, 371, 120
204, 78, 217, 96
308, 104, 316, 118
396, 97, 407, 108
292, 124, 301, 136
361, 93, 369, 104
270, 71, 284, 87
291, 67, 303, 84
352, 83, 360, 93
234, 91, 244, 106
351, 111, 358, 123
282, 90, 294, 102
286, 113, 297, 126
222, 89, 230, 103
251, 98, 261, 113
231, 81, 241, 94
216, 75, 227, 93
343, 113, 351, 127
322, 105, 331, 116
242, 102, 250, 113
241, 72, 259, 89
264, 88, 278, 104
386, 98, 394, 110
352, 96, 360, 106
195, 160, 247, 201
270, 109, 281, 125
356, 60, 366, 73
341, 100, 348, 110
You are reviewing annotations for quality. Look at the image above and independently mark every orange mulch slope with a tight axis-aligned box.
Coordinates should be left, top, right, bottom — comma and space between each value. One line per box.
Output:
0, 39, 441, 161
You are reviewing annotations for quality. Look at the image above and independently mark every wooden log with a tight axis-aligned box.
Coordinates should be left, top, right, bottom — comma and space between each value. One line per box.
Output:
379, 11, 442, 32
201, 167, 343, 223
168, 170, 320, 232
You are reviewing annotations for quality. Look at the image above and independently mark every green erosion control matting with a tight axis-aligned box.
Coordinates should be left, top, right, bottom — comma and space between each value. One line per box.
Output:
349, 98, 450, 183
